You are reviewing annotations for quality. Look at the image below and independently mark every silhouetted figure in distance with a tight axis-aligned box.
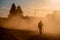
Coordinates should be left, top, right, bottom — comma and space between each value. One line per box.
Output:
38, 21, 43, 36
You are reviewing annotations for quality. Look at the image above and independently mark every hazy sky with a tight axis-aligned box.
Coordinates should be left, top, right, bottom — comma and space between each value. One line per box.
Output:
0, 0, 60, 35
0, 0, 60, 17
0, 0, 46, 8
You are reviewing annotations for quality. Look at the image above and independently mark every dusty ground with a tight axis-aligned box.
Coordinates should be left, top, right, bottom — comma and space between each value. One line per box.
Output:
0, 27, 60, 40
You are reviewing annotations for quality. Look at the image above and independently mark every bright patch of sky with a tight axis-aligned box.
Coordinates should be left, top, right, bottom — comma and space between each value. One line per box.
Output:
0, 0, 60, 17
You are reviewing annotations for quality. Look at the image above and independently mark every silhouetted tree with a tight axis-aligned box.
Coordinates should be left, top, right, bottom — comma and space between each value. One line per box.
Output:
17, 5, 23, 13
10, 3, 17, 15
8, 3, 23, 17
16, 5, 23, 17
38, 21, 43, 35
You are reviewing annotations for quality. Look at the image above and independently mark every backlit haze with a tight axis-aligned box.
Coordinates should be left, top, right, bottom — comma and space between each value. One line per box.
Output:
0, 0, 60, 17
0, 0, 60, 36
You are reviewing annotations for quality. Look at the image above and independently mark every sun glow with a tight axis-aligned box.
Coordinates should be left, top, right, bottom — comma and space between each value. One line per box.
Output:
46, 0, 60, 10
50, 0, 60, 4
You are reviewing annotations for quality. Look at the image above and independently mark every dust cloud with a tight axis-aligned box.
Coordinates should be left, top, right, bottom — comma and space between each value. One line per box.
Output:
42, 10, 60, 36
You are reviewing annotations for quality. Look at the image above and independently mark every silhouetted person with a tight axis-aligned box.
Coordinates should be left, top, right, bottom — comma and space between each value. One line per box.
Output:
38, 21, 43, 35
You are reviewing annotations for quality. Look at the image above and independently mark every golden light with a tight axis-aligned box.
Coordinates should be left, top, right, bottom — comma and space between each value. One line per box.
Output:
50, 0, 60, 4
46, 0, 60, 10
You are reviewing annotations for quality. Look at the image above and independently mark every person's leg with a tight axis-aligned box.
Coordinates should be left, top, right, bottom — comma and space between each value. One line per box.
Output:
39, 29, 42, 40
